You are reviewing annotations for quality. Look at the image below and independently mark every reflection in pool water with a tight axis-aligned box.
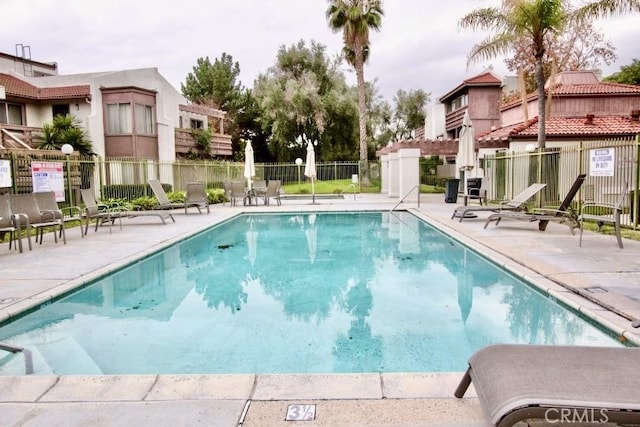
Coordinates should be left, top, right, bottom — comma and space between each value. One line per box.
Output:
0, 212, 625, 375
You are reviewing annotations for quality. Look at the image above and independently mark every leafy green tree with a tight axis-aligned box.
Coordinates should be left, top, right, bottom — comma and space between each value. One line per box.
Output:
181, 53, 242, 110
181, 53, 269, 161
459, 0, 640, 149
35, 114, 94, 156
603, 58, 640, 85
253, 40, 358, 162
327, 0, 384, 185
234, 89, 273, 162
366, 80, 393, 153
389, 89, 429, 142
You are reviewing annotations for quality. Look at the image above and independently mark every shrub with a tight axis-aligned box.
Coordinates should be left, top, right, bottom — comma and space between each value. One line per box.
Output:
207, 188, 226, 204
168, 191, 186, 203
130, 196, 158, 211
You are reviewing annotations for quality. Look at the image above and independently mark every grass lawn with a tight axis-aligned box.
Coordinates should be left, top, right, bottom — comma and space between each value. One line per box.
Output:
280, 179, 445, 195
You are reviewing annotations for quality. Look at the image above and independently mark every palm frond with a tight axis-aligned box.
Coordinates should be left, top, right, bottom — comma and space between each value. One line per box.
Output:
467, 33, 514, 65
458, 7, 510, 32
574, 0, 640, 22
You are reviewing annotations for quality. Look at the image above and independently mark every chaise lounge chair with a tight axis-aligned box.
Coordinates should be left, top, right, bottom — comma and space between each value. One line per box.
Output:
454, 344, 640, 427
81, 188, 175, 235
149, 179, 185, 211
484, 174, 586, 233
451, 183, 546, 222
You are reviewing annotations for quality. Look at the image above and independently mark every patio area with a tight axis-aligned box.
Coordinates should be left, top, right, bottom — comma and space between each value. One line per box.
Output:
1, 193, 639, 426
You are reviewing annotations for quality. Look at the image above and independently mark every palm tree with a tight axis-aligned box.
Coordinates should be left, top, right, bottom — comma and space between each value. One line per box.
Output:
459, 0, 639, 149
327, 0, 383, 185
35, 114, 95, 156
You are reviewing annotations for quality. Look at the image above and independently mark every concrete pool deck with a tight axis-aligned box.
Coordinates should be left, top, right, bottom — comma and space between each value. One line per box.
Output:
1, 193, 639, 426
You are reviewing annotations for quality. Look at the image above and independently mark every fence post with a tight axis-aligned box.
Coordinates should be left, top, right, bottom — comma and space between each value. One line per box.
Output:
634, 135, 640, 228
10, 151, 17, 194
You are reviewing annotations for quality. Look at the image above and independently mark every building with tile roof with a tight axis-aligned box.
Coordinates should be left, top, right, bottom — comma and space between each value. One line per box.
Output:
479, 70, 640, 152
0, 51, 232, 160
378, 69, 640, 179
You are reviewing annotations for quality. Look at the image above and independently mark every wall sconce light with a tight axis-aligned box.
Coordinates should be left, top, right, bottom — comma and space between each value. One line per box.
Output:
75, 103, 79, 111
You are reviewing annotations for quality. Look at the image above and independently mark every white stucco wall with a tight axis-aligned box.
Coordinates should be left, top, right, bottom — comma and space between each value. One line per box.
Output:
26, 67, 184, 162
388, 152, 399, 198
380, 154, 389, 194
397, 148, 421, 202
424, 103, 446, 139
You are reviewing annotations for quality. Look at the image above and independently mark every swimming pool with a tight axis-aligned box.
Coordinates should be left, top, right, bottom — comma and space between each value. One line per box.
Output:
0, 211, 625, 375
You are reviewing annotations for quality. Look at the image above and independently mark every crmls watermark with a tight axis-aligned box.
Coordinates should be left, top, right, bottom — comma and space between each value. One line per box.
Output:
544, 408, 609, 424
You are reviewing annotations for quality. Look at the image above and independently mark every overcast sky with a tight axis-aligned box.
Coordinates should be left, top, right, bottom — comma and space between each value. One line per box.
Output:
1, 0, 638, 104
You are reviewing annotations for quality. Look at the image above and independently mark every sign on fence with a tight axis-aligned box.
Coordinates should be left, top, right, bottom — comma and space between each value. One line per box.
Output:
31, 161, 65, 201
589, 148, 615, 177
0, 159, 11, 188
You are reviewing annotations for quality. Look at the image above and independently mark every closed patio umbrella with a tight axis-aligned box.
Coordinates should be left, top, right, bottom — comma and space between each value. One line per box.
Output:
304, 141, 317, 204
457, 110, 475, 198
244, 140, 256, 191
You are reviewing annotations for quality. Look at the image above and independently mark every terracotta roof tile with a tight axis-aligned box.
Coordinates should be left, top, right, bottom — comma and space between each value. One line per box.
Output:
0, 73, 90, 100
440, 69, 502, 101
501, 81, 640, 110
478, 115, 640, 141
464, 71, 502, 85
551, 82, 640, 95
376, 139, 461, 156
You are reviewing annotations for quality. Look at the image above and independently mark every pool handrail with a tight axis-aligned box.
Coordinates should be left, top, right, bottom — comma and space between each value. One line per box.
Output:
390, 185, 421, 212
0, 341, 33, 374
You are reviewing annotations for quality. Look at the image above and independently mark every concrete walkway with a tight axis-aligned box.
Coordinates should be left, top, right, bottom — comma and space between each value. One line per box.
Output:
1, 193, 639, 426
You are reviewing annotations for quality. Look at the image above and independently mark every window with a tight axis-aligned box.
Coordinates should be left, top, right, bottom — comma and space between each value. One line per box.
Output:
135, 103, 155, 135
0, 102, 24, 125
190, 119, 203, 129
52, 104, 70, 118
449, 94, 469, 112
106, 103, 132, 134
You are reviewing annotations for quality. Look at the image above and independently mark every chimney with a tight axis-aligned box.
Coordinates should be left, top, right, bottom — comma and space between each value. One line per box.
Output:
631, 110, 640, 121
584, 114, 594, 125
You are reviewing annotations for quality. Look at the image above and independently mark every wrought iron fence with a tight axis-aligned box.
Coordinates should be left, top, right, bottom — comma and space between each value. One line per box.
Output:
0, 152, 361, 206
480, 136, 640, 229
2, 136, 639, 229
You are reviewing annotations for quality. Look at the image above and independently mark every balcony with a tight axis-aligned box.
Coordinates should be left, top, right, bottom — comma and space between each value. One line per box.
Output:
174, 128, 233, 158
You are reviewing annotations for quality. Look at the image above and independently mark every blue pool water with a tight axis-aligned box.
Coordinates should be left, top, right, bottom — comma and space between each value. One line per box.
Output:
0, 212, 625, 375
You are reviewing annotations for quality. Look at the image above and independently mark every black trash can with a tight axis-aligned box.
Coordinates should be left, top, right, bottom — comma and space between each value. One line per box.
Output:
445, 178, 460, 203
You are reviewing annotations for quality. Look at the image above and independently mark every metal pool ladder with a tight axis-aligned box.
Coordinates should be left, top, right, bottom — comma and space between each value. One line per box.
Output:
390, 185, 421, 212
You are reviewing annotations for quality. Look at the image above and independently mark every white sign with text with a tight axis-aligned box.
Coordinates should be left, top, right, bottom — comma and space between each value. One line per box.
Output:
589, 147, 615, 177
0, 160, 11, 187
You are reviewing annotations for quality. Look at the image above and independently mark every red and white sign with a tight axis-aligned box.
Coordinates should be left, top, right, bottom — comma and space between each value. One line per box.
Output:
31, 161, 66, 201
